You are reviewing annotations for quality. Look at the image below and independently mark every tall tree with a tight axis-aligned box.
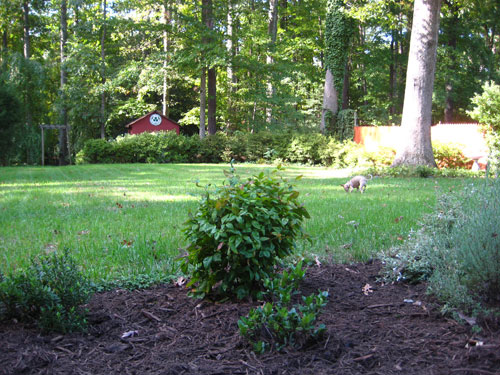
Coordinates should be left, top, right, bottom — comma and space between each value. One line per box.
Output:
392, 0, 441, 167
99, 0, 107, 139
162, 0, 171, 117
22, 0, 33, 128
266, 0, 278, 124
321, 0, 352, 133
59, 0, 69, 165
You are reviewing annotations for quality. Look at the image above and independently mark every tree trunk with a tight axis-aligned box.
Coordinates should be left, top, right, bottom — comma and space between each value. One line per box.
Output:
266, 0, 278, 124
207, 67, 217, 135
59, 0, 69, 165
320, 68, 338, 134
199, 67, 206, 139
100, 0, 107, 139
444, 9, 458, 123
226, 0, 235, 131
162, 0, 171, 117
22, 0, 33, 129
202, 0, 216, 135
392, 0, 441, 168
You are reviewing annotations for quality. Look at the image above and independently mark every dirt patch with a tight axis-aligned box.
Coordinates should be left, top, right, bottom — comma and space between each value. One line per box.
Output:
1, 261, 499, 375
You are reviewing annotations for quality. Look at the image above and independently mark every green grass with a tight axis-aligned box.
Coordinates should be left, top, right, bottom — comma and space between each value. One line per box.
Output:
0, 163, 472, 284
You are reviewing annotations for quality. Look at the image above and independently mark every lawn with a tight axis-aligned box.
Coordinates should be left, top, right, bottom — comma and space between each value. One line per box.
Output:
0, 163, 471, 285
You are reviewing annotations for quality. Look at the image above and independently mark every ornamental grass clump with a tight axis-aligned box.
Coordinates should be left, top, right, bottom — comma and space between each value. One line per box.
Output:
180, 165, 310, 300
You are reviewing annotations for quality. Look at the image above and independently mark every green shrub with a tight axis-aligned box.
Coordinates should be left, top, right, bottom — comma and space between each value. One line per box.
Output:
286, 133, 328, 165
76, 139, 114, 164
0, 249, 92, 332
381, 180, 500, 316
362, 147, 396, 167
197, 133, 227, 163
432, 141, 471, 169
222, 132, 248, 162
238, 263, 328, 353
180, 165, 310, 300
468, 82, 500, 173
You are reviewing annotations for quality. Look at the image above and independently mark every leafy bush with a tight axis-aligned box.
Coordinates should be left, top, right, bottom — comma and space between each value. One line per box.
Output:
180, 165, 310, 300
432, 141, 472, 169
468, 82, 500, 173
0, 249, 92, 332
76, 139, 114, 164
286, 133, 327, 165
381, 180, 500, 316
362, 147, 396, 167
318, 139, 364, 167
196, 133, 226, 163
238, 263, 328, 353
76, 131, 365, 166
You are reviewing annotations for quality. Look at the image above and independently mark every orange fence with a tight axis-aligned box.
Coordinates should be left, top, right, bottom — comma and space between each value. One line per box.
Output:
354, 124, 489, 160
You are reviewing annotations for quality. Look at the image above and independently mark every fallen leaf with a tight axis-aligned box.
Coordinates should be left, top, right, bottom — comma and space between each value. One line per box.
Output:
395, 216, 404, 223
121, 239, 133, 247
362, 284, 373, 295
78, 230, 90, 235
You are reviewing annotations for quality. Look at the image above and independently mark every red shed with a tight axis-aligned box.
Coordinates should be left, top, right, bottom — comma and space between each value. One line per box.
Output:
125, 111, 180, 135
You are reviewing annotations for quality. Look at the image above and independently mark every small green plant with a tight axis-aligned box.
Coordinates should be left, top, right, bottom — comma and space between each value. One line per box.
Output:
180, 165, 310, 300
0, 249, 92, 332
238, 263, 328, 353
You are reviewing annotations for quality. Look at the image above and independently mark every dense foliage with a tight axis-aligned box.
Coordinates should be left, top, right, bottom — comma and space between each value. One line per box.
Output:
0, 249, 92, 333
76, 130, 476, 172
468, 82, 500, 172
180, 165, 310, 299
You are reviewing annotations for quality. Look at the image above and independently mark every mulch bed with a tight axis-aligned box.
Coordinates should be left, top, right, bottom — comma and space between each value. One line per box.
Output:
1, 261, 499, 375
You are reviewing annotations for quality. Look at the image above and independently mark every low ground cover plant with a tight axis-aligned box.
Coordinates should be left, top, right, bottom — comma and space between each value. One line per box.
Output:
0, 249, 92, 333
381, 178, 500, 318
238, 263, 328, 353
180, 165, 310, 300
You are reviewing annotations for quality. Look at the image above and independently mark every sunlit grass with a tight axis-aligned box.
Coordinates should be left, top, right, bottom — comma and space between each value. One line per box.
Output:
0, 163, 470, 283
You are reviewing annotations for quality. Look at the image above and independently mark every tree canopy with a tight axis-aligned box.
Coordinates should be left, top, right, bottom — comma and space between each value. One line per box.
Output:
0, 0, 498, 164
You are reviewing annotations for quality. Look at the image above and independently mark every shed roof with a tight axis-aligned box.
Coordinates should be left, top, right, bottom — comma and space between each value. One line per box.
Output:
125, 110, 180, 128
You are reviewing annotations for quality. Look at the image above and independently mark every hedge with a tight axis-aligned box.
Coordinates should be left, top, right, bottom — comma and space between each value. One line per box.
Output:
76, 131, 473, 169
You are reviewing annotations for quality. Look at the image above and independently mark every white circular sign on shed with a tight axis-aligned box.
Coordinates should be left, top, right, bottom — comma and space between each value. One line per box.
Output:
150, 114, 162, 126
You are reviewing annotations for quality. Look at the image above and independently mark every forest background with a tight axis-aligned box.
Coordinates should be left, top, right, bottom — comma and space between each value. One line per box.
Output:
0, 0, 499, 165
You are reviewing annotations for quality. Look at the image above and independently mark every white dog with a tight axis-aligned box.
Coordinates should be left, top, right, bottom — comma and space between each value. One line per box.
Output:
341, 175, 373, 193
